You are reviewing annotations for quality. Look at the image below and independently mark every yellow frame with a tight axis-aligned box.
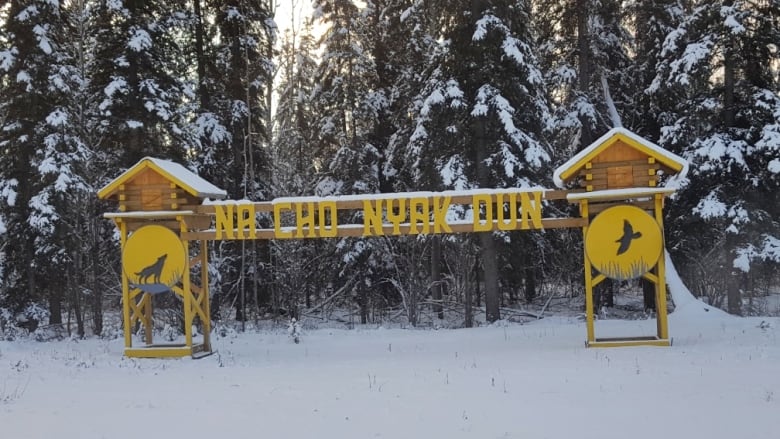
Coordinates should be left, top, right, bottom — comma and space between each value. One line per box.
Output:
581, 193, 671, 348
115, 216, 212, 358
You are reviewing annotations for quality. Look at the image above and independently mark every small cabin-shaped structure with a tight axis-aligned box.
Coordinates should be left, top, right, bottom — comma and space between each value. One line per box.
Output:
97, 157, 227, 213
553, 128, 688, 192
554, 129, 688, 348
98, 157, 227, 358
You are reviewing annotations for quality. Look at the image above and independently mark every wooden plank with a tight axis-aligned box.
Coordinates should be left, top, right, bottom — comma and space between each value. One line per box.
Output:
181, 216, 586, 241
586, 159, 651, 170
591, 140, 645, 164
579, 177, 608, 188
587, 200, 654, 215
193, 191, 563, 215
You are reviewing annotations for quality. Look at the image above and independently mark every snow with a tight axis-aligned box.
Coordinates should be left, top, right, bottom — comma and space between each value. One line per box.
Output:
32, 25, 52, 55
664, 251, 728, 316
104, 210, 195, 219
769, 159, 780, 174
1, 311, 778, 439
146, 157, 227, 199
16, 70, 31, 84
553, 128, 690, 188
694, 191, 726, 219
270, 187, 549, 205
128, 27, 152, 52
0, 48, 16, 71
45, 108, 68, 127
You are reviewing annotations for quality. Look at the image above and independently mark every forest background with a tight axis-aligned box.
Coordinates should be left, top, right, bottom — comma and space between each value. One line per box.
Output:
0, 0, 778, 339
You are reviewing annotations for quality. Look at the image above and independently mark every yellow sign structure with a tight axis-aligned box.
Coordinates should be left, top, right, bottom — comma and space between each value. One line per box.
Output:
99, 128, 690, 356
98, 157, 221, 358
557, 129, 688, 348
585, 206, 662, 281
207, 191, 547, 241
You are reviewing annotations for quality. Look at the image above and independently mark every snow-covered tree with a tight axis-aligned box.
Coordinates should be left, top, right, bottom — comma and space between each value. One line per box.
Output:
0, 0, 63, 321
408, 0, 552, 322
93, 0, 189, 164
651, 0, 780, 314
536, 0, 633, 157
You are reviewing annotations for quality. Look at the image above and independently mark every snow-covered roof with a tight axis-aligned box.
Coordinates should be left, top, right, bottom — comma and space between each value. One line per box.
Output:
97, 157, 227, 200
553, 128, 689, 188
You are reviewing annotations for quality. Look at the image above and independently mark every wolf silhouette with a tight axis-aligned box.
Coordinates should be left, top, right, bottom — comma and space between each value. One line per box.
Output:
135, 254, 167, 284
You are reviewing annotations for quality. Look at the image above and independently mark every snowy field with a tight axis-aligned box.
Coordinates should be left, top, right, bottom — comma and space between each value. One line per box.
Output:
1, 307, 778, 439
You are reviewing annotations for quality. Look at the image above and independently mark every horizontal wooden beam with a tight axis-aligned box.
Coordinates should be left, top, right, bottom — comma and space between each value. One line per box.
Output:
180, 217, 586, 241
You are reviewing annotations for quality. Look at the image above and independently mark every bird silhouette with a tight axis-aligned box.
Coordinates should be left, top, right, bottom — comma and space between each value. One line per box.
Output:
615, 220, 642, 255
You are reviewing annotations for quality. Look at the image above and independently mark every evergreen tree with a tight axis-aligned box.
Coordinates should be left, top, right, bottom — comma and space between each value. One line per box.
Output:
311, 0, 388, 323
536, 0, 632, 157
0, 1, 63, 325
92, 0, 189, 165
409, 0, 552, 322
652, 0, 780, 314
271, 17, 324, 317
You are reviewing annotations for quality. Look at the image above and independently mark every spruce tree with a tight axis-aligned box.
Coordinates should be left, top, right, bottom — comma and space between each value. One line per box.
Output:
409, 0, 552, 322
652, 0, 780, 314
93, 0, 189, 165
0, 1, 63, 325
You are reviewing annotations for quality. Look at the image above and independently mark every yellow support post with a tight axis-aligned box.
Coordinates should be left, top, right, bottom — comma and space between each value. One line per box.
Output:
180, 217, 193, 350
200, 240, 211, 352
581, 200, 595, 344
118, 219, 132, 349
654, 194, 669, 340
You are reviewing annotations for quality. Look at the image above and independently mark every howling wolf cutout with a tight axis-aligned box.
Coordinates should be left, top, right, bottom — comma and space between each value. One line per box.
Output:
136, 254, 168, 284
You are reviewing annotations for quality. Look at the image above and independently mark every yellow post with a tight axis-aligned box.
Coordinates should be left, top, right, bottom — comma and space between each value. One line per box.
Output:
654, 194, 669, 340
581, 200, 595, 343
118, 219, 132, 349
200, 240, 211, 351
180, 218, 193, 350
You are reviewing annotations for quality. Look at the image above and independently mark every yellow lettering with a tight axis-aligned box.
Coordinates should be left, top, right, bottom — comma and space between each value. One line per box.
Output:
432, 196, 452, 234
319, 201, 338, 238
236, 204, 256, 239
363, 199, 383, 236
409, 197, 430, 235
473, 193, 493, 232
215, 204, 235, 240
386, 198, 406, 235
520, 191, 543, 230
273, 202, 293, 239
296, 202, 316, 238
496, 193, 517, 231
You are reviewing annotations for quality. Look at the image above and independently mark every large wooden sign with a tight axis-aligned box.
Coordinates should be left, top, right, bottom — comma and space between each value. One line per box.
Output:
211, 190, 546, 240
99, 128, 690, 357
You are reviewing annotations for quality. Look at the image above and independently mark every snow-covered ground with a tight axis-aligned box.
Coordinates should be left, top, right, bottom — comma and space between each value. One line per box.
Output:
1, 310, 778, 439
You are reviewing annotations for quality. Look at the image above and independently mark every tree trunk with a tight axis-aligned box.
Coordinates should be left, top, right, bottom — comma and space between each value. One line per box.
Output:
727, 273, 742, 315
642, 277, 656, 311
577, 0, 593, 146
523, 247, 536, 302
474, 115, 500, 322
723, 44, 735, 127
465, 258, 476, 328
431, 235, 444, 319
193, 0, 209, 109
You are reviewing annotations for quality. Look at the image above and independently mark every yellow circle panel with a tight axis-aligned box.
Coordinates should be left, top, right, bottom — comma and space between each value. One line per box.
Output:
585, 205, 662, 281
122, 225, 186, 293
